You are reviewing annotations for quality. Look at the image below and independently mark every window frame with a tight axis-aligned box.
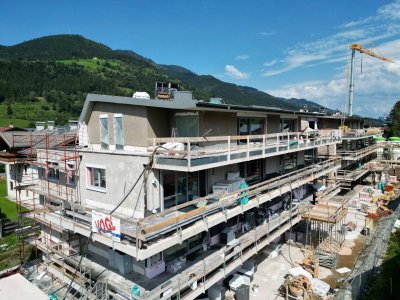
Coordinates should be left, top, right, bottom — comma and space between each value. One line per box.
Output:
47, 161, 60, 182
174, 113, 199, 137
114, 113, 124, 150
66, 162, 76, 186
99, 114, 109, 150
86, 165, 107, 192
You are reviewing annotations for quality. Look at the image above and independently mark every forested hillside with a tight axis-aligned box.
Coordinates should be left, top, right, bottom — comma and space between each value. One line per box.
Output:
0, 34, 330, 126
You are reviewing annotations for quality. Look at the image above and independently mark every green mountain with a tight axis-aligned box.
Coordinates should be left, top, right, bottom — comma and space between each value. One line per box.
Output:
159, 64, 327, 111
0, 34, 329, 126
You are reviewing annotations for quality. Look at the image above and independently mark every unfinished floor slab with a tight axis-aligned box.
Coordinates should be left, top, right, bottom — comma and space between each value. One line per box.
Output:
0, 273, 48, 300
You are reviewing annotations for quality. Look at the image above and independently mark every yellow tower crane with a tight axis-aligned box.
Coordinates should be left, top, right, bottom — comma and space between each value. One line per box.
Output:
347, 43, 394, 116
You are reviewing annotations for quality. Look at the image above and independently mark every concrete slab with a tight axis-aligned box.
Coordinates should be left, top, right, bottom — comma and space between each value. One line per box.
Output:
251, 243, 306, 300
0, 273, 48, 300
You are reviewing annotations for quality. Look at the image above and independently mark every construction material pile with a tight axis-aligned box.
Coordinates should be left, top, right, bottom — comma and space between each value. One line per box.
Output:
283, 251, 333, 299
358, 174, 399, 219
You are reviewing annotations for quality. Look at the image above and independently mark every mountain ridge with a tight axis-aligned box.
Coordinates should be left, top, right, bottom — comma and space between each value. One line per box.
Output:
0, 34, 332, 125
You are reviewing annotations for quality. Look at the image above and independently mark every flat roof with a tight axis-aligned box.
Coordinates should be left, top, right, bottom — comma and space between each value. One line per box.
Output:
80, 93, 197, 123
196, 101, 326, 117
0, 273, 48, 300
81, 93, 330, 123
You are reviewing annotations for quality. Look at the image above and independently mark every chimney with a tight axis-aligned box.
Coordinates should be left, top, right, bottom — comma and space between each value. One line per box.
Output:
47, 121, 55, 130
35, 122, 45, 131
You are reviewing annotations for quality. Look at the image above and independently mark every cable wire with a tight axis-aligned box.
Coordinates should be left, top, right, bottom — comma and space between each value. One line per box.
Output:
61, 145, 162, 299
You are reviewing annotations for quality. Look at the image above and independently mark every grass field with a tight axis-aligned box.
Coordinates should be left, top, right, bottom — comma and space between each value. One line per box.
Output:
0, 180, 18, 220
0, 99, 62, 128
57, 58, 124, 73
0, 180, 34, 270
0, 117, 30, 128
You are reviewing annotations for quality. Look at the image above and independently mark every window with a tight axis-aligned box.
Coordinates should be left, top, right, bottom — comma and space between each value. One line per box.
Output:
100, 115, 109, 150
67, 163, 76, 185
10, 182, 13, 190
238, 117, 265, 136
162, 171, 199, 209
87, 167, 106, 190
48, 162, 60, 181
280, 119, 295, 132
239, 159, 262, 184
175, 114, 199, 137
114, 113, 124, 150
238, 117, 265, 145
280, 154, 297, 173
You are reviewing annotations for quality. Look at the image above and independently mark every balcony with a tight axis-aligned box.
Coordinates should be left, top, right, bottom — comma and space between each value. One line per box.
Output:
337, 144, 378, 161
341, 128, 383, 140
9, 172, 39, 187
149, 129, 342, 172
336, 168, 370, 182
34, 158, 341, 261
41, 207, 301, 300
140, 207, 301, 300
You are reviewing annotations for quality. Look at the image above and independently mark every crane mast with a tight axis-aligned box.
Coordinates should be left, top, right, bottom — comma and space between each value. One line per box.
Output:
347, 43, 394, 116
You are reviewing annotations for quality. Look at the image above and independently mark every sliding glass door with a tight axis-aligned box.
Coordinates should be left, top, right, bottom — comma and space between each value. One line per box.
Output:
162, 171, 200, 209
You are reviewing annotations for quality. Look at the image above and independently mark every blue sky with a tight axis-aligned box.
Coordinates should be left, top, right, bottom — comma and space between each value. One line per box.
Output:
1, 0, 400, 117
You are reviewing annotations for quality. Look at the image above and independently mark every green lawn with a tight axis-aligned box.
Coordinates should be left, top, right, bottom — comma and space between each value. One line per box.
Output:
0, 180, 18, 220
0, 117, 30, 128
0, 101, 61, 128
0, 233, 34, 271
0, 180, 34, 270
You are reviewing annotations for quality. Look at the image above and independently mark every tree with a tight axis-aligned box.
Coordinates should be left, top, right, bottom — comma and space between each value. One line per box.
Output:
387, 100, 400, 136
6, 103, 13, 116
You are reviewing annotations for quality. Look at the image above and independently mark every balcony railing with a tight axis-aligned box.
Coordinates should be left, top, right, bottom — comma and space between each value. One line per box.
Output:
337, 168, 369, 182
137, 158, 341, 242
337, 144, 378, 161
341, 128, 383, 139
34, 158, 341, 261
140, 207, 301, 300
149, 129, 341, 171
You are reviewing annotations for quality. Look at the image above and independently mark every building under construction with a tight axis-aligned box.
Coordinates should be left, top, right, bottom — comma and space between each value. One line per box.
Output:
3, 88, 386, 300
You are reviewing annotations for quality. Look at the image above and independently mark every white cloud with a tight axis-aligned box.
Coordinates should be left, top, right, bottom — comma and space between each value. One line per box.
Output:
378, 0, 400, 20
263, 59, 278, 67
266, 38, 400, 117
262, 1, 400, 77
260, 31, 276, 36
339, 16, 374, 29
235, 54, 250, 60
225, 65, 249, 79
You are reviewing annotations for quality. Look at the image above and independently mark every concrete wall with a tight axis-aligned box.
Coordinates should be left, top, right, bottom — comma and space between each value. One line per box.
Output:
200, 111, 237, 137
318, 144, 337, 156
319, 118, 341, 129
267, 115, 280, 134
345, 119, 363, 129
207, 164, 240, 192
265, 156, 279, 175
79, 151, 151, 218
34, 150, 159, 218
88, 241, 109, 259
297, 151, 305, 166
87, 102, 148, 147
7, 162, 38, 202
147, 107, 171, 139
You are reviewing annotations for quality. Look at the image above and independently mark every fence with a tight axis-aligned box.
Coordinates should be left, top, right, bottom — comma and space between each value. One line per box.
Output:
334, 204, 400, 299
